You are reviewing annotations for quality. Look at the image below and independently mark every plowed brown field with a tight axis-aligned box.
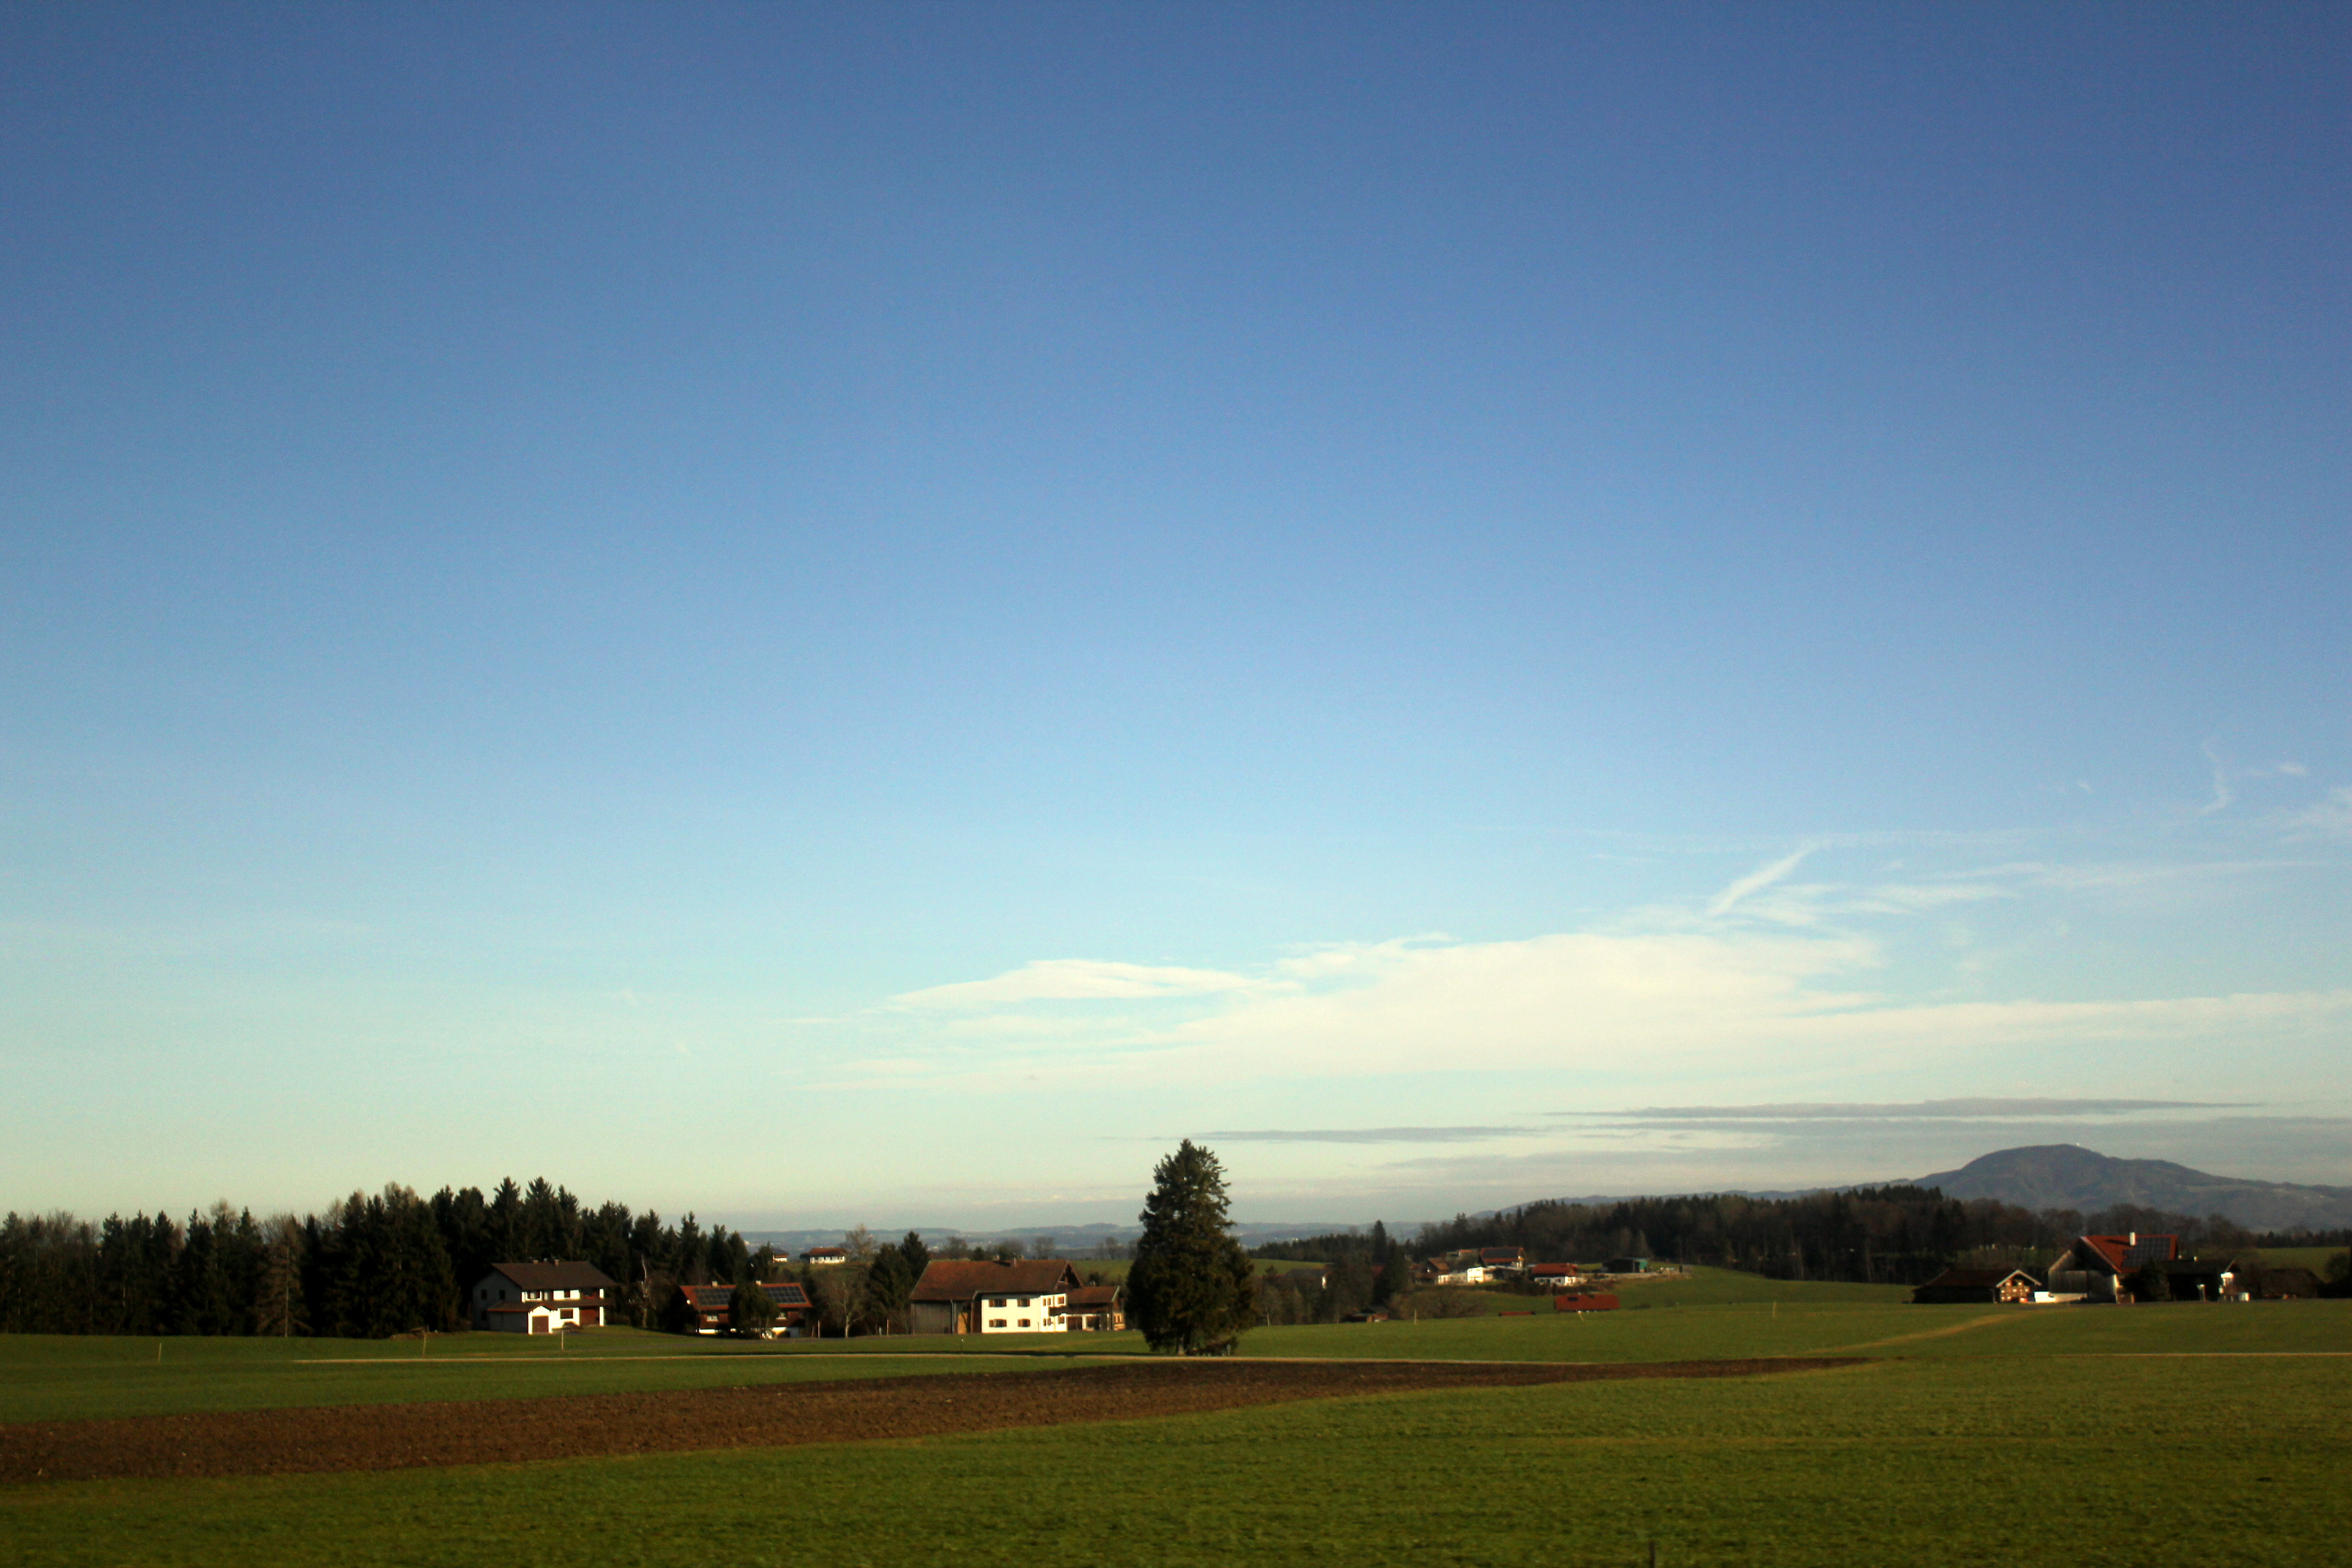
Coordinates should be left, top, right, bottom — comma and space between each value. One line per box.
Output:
0, 1356, 1860, 1485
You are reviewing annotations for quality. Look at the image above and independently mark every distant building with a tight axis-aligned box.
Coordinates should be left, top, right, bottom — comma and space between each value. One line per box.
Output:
2154, 1259, 2236, 1301
2046, 1233, 2177, 1303
1479, 1247, 1528, 1274
675, 1280, 817, 1336
1911, 1267, 2039, 1305
472, 1262, 618, 1334
1063, 1283, 1124, 1332
803, 1246, 849, 1266
1554, 1292, 1619, 1312
908, 1258, 1082, 1334
1603, 1257, 1651, 1275
1529, 1263, 1582, 1289
2248, 1265, 2323, 1301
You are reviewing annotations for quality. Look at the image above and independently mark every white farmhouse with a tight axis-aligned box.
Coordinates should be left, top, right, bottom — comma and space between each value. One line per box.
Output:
907, 1259, 1083, 1335
471, 1261, 619, 1334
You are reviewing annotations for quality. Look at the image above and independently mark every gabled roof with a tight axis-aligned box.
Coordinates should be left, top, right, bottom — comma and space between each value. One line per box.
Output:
1529, 1263, 1579, 1276
483, 1261, 618, 1292
1066, 1284, 1121, 1308
910, 1259, 1082, 1303
679, 1280, 812, 1310
2074, 1235, 2178, 1274
1920, 1267, 2038, 1289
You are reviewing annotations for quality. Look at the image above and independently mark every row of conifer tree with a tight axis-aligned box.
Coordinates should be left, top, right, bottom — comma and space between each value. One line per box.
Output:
0, 1178, 764, 1337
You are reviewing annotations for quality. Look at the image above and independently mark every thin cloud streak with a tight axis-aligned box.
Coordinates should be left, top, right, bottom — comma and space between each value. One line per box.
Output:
1576, 1098, 2250, 1122
1706, 847, 1814, 917
1204, 1126, 1537, 1144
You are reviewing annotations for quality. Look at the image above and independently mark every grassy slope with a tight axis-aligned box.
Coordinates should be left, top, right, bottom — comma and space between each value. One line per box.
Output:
6, 1334, 2346, 1567
2253, 1245, 2348, 1275
10, 1279, 2345, 1421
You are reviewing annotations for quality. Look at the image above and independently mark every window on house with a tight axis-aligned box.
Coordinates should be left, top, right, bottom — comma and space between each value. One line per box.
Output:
1019, 1297, 1031, 1307
989, 1319, 1007, 1328
1018, 1319, 1031, 1328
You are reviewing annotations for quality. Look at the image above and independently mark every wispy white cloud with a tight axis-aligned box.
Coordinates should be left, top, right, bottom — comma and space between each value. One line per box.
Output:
2285, 785, 2352, 842
2199, 740, 2236, 816
1577, 1097, 2248, 1122
891, 959, 1254, 1009
1706, 847, 1814, 917
1205, 1126, 1536, 1144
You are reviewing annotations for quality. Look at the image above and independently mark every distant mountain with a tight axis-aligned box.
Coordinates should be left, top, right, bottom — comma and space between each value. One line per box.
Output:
1916, 1145, 2352, 1232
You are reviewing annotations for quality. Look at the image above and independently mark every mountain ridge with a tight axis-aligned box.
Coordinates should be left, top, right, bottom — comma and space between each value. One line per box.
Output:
1912, 1144, 2352, 1231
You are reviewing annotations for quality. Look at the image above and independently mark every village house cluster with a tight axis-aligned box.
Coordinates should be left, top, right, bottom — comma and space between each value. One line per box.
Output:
461, 1230, 2326, 1339
1910, 1231, 2328, 1306
1418, 1245, 1656, 1289
467, 1252, 1127, 1338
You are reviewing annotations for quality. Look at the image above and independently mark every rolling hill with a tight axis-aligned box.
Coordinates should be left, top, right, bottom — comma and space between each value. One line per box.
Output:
1916, 1145, 2352, 1231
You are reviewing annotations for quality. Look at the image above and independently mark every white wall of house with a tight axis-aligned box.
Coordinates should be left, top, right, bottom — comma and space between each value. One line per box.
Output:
975, 1290, 1068, 1332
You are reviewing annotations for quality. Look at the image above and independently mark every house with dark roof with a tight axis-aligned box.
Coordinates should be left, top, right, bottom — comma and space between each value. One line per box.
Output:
2247, 1264, 2323, 1300
1529, 1263, 1583, 1290
803, 1246, 849, 1266
1911, 1267, 2039, 1305
2046, 1233, 2177, 1303
2153, 1259, 2236, 1302
471, 1261, 619, 1334
908, 1258, 1082, 1335
1063, 1283, 1124, 1332
676, 1279, 817, 1336
1479, 1247, 1528, 1275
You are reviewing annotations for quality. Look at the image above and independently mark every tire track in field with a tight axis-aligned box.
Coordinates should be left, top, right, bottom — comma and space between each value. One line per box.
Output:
1823, 1311, 2028, 1354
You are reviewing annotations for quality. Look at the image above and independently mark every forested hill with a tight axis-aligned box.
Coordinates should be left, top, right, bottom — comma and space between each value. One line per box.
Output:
1254, 1183, 2343, 1288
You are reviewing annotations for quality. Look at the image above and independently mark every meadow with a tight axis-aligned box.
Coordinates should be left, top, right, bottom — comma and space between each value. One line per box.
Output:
4, 1291, 2345, 1567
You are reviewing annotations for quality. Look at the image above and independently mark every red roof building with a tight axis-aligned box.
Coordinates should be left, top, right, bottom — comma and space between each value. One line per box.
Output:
676, 1280, 816, 1336
2047, 1233, 2179, 1302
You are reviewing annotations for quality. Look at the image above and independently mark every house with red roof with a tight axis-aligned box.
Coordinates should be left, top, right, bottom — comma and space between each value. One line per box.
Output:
676, 1279, 817, 1336
2046, 1233, 2177, 1303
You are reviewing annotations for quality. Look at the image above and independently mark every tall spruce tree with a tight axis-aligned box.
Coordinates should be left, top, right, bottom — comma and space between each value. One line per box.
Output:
1127, 1141, 1255, 1354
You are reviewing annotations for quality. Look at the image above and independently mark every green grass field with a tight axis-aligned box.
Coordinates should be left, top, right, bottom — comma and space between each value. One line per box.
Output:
5, 1291, 2346, 1566
0, 1328, 1116, 1424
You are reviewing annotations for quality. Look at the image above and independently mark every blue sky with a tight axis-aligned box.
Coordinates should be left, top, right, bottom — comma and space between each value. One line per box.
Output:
4, 3, 2347, 1228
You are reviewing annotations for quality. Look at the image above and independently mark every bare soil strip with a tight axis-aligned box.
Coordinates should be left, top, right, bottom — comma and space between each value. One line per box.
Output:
0, 1357, 1860, 1486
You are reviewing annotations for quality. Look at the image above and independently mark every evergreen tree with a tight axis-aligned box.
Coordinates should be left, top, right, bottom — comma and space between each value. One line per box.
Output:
899, 1230, 932, 1279
1127, 1141, 1255, 1355
488, 1178, 524, 1261
254, 1215, 309, 1338
728, 1276, 777, 1336
1377, 1237, 1413, 1307
866, 1243, 916, 1329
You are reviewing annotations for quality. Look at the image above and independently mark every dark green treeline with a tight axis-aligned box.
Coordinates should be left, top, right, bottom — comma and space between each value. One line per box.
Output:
1252, 1186, 2309, 1290
0, 1178, 756, 1338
